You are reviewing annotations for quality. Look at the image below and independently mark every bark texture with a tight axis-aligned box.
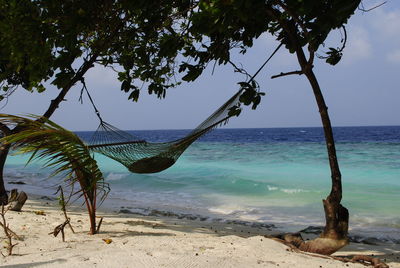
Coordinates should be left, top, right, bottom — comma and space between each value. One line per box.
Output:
9, 190, 28, 212
282, 35, 350, 254
0, 144, 10, 205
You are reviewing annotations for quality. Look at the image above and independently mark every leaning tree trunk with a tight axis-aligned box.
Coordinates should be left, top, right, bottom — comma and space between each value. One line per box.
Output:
280, 68, 349, 255
268, 35, 350, 254
0, 144, 10, 205
295, 68, 349, 255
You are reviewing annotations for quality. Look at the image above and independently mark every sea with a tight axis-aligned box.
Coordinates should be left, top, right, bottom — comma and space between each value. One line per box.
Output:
4, 126, 400, 243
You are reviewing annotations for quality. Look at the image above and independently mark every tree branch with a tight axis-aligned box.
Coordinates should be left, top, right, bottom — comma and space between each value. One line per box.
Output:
0, 123, 11, 136
276, 1, 309, 39
228, 60, 252, 80
42, 12, 130, 120
271, 70, 303, 79
317, 26, 347, 61
265, 7, 310, 69
358, 1, 386, 12
42, 54, 99, 119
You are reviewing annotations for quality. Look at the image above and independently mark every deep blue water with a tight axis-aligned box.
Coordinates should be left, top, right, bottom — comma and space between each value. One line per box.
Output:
77, 125, 400, 143
5, 126, 400, 242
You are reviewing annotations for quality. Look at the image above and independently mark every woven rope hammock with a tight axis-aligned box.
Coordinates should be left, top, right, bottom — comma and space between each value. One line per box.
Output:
88, 89, 242, 173
87, 45, 282, 174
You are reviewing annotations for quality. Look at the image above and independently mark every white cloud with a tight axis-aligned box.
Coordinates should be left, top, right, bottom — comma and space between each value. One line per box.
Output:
366, 7, 400, 63
257, 33, 297, 68
386, 49, 400, 63
371, 8, 400, 38
341, 26, 372, 64
86, 65, 119, 89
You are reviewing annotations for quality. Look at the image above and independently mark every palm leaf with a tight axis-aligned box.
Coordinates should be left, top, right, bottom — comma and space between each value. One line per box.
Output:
0, 114, 109, 201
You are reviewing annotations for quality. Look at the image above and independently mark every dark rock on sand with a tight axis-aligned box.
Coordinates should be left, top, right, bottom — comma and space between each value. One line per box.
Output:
300, 226, 324, 235
40, 196, 57, 201
119, 209, 134, 214
8, 181, 26, 185
361, 237, 384, 245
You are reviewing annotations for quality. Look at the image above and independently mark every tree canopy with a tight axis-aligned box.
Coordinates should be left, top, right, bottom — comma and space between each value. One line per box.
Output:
0, 0, 191, 105
1, 0, 360, 110
1, 0, 365, 255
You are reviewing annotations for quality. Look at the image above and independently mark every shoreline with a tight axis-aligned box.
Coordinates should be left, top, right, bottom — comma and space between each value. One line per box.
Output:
0, 194, 399, 267
6, 183, 400, 245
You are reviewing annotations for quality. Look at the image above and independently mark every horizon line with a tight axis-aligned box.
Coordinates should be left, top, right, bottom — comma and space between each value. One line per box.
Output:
73, 124, 400, 132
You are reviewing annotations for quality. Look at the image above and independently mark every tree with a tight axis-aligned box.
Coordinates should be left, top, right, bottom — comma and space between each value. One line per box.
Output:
0, 0, 192, 203
173, 0, 362, 255
0, 114, 108, 234
0, 0, 365, 254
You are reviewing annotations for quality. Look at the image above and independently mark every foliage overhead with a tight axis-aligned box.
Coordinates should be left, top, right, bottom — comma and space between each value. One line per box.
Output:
177, 0, 361, 112
0, 0, 360, 109
0, 0, 190, 102
182, 0, 360, 74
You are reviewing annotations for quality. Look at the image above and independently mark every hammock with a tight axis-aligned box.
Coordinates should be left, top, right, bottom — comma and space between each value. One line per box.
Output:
88, 89, 242, 173
87, 44, 282, 174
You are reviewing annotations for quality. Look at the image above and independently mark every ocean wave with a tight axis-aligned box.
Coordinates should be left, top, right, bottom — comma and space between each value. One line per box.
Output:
267, 185, 278, 191
208, 205, 255, 215
266, 185, 308, 194
281, 188, 309, 194
105, 172, 128, 181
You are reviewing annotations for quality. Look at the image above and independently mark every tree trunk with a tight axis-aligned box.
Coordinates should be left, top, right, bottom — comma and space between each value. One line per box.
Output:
303, 68, 349, 235
283, 64, 348, 255
268, 15, 350, 254
83, 192, 97, 235
279, 67, 349, 255
0, 144, 11, 205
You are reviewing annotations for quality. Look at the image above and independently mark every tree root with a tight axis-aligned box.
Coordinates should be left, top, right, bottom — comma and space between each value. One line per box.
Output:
267, 233, 389, 268
334, 255, 389, 268
273, 233, 348, 255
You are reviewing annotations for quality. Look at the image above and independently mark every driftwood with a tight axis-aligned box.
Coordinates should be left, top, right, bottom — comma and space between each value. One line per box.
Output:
8, 189, 27, 212
268, 233, 389, 268
8, 189, 18, 202
334, 255, 389, 268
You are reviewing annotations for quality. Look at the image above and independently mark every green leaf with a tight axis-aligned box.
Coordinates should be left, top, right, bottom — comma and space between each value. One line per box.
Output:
182, 65, 204, 82
128, 89, 140, 102
121, 80, 130, 93
228, 105, 242, 117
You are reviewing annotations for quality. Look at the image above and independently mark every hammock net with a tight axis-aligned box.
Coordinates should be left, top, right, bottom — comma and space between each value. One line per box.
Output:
88, 89, 244, 173
88, 44, 282, 174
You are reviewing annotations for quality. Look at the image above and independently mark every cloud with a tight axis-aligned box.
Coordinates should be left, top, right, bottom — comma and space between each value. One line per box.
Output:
257, 33, 297, 68
366, 7, 400, 63
371, 8, 400, 38
341, 26, 372, 64
386, 49, 400, 63
86, 65, 119, 90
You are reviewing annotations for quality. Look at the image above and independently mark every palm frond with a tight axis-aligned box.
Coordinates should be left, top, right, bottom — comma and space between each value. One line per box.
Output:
0, 114, 109, 200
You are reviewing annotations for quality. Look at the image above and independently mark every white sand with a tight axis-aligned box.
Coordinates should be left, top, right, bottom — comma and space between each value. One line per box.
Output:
0, 198, 399, 268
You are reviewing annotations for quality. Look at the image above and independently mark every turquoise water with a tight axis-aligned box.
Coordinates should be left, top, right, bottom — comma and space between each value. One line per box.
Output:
4, 127, 400, 241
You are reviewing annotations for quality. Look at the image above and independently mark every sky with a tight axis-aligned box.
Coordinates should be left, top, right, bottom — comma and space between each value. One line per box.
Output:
2, 0, 400, 131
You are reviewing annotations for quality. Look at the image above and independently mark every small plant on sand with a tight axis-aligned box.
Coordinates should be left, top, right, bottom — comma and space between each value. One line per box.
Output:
0, 205, 18, 256
48, 186, 76, 242
0, 114, 109, 235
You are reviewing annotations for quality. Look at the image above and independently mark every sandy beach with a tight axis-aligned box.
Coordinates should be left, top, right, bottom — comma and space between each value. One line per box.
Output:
0, 196, 398, 268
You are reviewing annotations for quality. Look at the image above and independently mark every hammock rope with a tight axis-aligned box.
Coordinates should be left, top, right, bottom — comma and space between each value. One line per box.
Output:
87, 44, 282, 174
